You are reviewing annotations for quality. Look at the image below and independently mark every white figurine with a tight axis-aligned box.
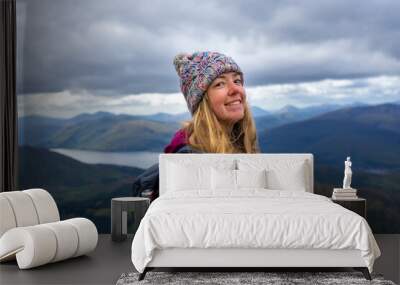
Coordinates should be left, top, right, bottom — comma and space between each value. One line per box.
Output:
343, 156, 352, 189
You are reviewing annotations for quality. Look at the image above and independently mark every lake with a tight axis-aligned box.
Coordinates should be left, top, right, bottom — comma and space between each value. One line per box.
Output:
51, 148, 159, 169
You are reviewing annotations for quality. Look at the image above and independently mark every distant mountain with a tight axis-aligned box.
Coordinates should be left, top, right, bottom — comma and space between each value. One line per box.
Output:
348, 101, 369, 108
19, 112, 180, 151
250, 106, 270, 117
259, 103, 400, 171
315, 103, 400, 135
274, 104, 300, 115
254, 103, 345, 132
18, 146, 144, 233
50, 118, 179, 151
67, 111, 117, 124
18, 115, 66, 146
142, 112, 191, 123
141, 107, 272, 121
298, 104, 344, 117
144, 106, 271, 121
274, 103, 350, 117
19, 102, 392, 153
254, 114, 289, 131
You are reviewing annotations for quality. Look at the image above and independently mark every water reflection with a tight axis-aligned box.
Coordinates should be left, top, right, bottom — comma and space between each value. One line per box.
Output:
51, 148, 159, 169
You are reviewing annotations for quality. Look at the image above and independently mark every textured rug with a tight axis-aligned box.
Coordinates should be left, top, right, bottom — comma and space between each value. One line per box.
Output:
116, 271, 396, 285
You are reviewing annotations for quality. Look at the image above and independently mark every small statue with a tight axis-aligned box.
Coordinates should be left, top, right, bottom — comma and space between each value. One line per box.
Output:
343, 156, 353, 189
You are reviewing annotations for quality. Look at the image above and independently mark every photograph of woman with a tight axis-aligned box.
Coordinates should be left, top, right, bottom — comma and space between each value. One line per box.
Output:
132, 51, 259, 200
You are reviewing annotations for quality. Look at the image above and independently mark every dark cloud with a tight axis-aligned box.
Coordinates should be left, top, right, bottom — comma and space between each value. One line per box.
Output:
17, 0, 400, 96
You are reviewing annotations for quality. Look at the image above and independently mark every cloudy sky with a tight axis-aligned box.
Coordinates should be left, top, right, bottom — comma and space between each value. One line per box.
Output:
17, 0, 400, 118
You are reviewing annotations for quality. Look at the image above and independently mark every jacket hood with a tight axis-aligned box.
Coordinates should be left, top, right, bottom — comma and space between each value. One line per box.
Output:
164, 129, 187, 153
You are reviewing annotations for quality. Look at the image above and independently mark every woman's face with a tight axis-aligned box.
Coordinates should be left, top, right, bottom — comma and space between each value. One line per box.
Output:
206, 72, 246, 125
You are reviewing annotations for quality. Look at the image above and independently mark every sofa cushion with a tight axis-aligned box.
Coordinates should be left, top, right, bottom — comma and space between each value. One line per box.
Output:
23, 189, 60, 224
0, 218, 98, 269
0, 196, 17, 237
0, 191, 39, 227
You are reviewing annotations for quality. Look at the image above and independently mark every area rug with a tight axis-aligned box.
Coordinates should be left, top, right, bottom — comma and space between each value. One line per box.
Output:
116, 271, 396, 285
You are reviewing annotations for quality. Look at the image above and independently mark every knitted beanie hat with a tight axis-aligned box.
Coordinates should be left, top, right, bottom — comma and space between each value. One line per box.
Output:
173, 51, 243, 115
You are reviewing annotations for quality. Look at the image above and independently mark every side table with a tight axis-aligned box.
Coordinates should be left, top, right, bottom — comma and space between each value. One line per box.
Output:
111, 197, 150, 242
331, 197, 366, 219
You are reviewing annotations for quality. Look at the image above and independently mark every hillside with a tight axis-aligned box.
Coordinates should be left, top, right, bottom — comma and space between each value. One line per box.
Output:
19, 113, 180, 151
259, 104, 400, 171
254, 103, 346, 132
18, 115, 66, 146
18, 146, 145, 233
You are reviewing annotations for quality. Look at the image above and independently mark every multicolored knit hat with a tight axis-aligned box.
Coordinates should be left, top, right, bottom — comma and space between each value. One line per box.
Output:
173, 51, 243, 115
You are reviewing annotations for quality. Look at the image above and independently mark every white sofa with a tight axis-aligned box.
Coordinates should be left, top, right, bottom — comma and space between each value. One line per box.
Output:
0, 188, 98, 269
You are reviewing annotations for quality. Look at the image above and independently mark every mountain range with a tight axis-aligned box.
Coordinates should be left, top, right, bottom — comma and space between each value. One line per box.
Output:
18, 103, 400, 172
18, 103, 362, 151
259, 103, 400, 171
19, 112, 180, 151
254, 102, 367, 131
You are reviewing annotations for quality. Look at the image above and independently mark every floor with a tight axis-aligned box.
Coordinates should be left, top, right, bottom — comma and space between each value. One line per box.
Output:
0, 234, 399, 285
0, 235, 134, 285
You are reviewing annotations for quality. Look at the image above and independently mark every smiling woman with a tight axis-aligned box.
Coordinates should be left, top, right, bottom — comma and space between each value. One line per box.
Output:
132, 51, 259, 200
173, 51, 259, 154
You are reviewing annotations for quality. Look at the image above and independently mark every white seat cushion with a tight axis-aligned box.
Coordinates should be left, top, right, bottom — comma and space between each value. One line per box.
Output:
42, 221, 79, 262
0, 196, 17, 237
1, 191, 39, 227
0, 225, 57, 269
65, 218, 98, 257
23, 189, 60, 224
0, 218, 98, 269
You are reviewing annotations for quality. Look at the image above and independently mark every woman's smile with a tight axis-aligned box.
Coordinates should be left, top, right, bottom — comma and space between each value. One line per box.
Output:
225, 99, 242, 106
224, 99, 243, 112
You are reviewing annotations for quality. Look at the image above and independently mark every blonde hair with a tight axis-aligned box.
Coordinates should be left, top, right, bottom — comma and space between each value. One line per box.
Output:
182, 93, 259, 153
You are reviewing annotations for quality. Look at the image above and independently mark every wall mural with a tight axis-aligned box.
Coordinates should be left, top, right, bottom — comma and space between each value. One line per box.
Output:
17, 0, 400, 233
